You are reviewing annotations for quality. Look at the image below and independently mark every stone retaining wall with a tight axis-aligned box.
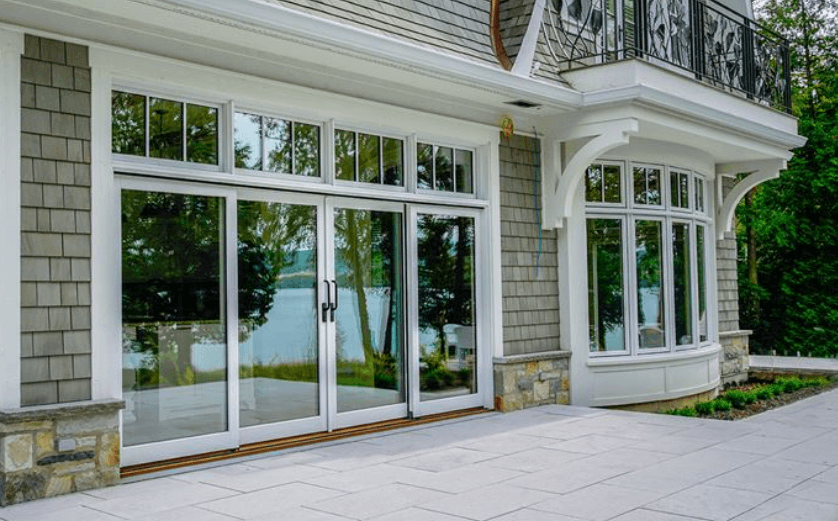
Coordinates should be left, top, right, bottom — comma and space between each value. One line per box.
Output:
0, 399, 122, 505
493, 351, 570, 412
720, 330, 751, 387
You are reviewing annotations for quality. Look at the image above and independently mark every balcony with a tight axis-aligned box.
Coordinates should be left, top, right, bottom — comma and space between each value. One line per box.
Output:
537, 0, 792, 112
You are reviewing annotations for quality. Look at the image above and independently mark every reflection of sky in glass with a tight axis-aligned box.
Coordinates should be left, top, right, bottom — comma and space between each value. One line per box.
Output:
235, 113, 262, 170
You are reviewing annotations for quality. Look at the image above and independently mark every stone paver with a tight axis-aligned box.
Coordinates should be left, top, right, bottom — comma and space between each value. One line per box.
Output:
3, 389, 838, 520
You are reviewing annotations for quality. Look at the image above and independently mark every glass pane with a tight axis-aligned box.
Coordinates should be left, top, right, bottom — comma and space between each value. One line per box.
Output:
670, 171, 680, 208
294, 123, 320, 177
418, 214, 477, 400
435, 146, 454, 191
234, 113, 262, 170
417, 143, 433, 190
358, 134, 381, 184
647, 167, 662, 205
636, 220, 665, 349
334, 209, 404, 412
586, 164, 604, 203
121, 190, 227, 446
633, 167, 647, 205
335, 130, 356, 181
238, 200, 319, 426
587, 219, 625, 352
673, 223, 693, 345
695, 178, 705, 213
265, 117, 292, 173
112, 91, 145, 156
455, 150, 474, 194
149, 98, 183, 160
186, 104, 218, 165
696, 225, 707, 342
382, 138, 403, 186
603, 164, 622, 203
679, 173, 690, 209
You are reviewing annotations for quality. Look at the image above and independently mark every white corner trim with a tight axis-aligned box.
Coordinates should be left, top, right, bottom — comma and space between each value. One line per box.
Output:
544, 118, 639, 228
0, 28, 23, 409
510, 0, 546, 77
715, 159, 787, 239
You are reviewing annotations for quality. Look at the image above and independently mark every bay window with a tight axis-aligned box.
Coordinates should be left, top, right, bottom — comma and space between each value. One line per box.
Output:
586, 161, 711, 356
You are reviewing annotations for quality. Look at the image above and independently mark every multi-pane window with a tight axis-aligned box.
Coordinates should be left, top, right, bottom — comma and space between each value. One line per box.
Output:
234, 112, 320, 177
417, 143, 474, 194
335, 130, 403, 186
586, 162, 711, 356
112, 91, 219, 165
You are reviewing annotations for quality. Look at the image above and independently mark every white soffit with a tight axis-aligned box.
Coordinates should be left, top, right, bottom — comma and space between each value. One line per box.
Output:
0, 0, 580, 126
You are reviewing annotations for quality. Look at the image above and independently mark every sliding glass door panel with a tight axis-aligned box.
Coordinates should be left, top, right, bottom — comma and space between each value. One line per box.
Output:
237, 200, 320, 427
331, 206, 406, 414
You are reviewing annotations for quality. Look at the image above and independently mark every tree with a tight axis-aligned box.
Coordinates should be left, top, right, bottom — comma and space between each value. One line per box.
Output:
737, 0, 838, 355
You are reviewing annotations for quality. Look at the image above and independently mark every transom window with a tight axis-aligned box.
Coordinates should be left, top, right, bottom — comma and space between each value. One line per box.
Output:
335, 129, 404, 186
586, 161, 710, 356
112, 91, 219, 165
417, 143, 474, 194
234, 112, 320, 177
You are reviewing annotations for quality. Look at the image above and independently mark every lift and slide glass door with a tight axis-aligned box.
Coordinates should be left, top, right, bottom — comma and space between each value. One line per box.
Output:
120, 183, 478, 465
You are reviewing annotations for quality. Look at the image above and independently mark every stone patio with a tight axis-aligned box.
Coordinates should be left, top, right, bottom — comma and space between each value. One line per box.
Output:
3, 389, 838, 521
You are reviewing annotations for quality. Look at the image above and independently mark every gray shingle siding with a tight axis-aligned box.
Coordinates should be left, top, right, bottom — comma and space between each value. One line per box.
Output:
499, 0, 536, 61
20, 35, 92, 407
271, 0, 497, 65
500, 134, 561, 356
717, 176, 739, 332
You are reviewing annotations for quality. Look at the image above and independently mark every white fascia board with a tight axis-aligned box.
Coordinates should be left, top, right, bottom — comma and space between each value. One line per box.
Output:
582, 84, 807, 151
147, 0, 582, 110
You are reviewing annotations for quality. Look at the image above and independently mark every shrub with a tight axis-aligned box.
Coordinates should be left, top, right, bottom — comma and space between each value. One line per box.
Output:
803, 376, 830, 388
694, 401, 715, 416
676, 407, 697, 417
755, 386, 773, 400
724, 390, 749, 409
744, 390, 758, 405
713, 398, 732, 412
770, 383, 786, 396
777, 377, 804, 393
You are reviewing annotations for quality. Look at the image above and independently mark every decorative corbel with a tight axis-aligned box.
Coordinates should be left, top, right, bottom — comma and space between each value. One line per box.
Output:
543, 118, 640, 229
715, 158, 787, 240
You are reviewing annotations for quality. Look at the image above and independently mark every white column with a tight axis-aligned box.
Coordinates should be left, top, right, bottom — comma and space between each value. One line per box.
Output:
0, 29, 24, 409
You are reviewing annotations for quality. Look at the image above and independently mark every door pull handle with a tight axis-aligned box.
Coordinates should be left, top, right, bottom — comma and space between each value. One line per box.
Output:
322, 280, 331, 323
330, 280, 338, 322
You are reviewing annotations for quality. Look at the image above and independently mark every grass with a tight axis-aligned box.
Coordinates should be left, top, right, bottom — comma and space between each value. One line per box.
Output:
662, 375, 832, 418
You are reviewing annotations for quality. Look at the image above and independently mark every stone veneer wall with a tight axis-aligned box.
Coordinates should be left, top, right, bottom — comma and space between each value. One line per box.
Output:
499, 133, 561, 356
717, 175, 750, 385
493, 352, 570, 412
0, 400, 122, 506
19, 35, 92, 406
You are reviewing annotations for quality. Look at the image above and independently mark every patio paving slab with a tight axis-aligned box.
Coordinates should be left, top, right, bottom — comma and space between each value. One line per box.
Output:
3, 388, 838, 520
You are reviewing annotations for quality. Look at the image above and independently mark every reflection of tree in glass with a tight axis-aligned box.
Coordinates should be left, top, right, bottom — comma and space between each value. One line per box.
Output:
235, 113, 263, 170
358, 134, 380, 183
294, 123, 320, 177
149, 98, 182, 161
266, 118, 292, 173
587, 219, 624, 349
112, 92, 145, 156
635, 220, 663, 325
335, 130, 356, 181
186, 105, 218, 165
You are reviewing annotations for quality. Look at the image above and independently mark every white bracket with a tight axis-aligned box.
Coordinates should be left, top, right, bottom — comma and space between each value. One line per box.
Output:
715, 159, 787, 240
543, 118, 639, 229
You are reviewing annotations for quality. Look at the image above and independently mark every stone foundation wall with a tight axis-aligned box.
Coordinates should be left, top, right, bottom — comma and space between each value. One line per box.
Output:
0, 400, 122, 506
493, 351, 570, 412
720, 330, 751, 387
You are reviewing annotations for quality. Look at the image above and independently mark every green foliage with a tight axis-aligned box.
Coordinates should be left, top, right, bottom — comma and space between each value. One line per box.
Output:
724, 389, 750, 409
741, 0, 838, 356
694, 400, 716, 416
713, 398, 732, 412
777, 376, 805, 393
803, 376, 831, 387
676, 407, 697, 417
755, 386, 774, 400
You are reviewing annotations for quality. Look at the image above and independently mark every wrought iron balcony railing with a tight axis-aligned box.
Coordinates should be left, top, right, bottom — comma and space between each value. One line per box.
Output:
539, 0, 792, 112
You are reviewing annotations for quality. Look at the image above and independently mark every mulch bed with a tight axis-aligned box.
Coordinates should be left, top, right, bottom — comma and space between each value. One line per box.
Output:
708, 378, 838, 421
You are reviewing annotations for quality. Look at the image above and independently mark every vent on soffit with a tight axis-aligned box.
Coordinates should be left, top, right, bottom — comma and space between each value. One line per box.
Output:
505, 100, 542, 108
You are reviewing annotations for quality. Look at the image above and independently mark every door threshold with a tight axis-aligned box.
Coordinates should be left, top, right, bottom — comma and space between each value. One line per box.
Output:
121, 407, 490, 479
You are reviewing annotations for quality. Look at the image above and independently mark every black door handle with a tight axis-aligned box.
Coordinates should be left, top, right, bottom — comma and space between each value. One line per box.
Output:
330, 280, 338, 322
322, 280, 331, 323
